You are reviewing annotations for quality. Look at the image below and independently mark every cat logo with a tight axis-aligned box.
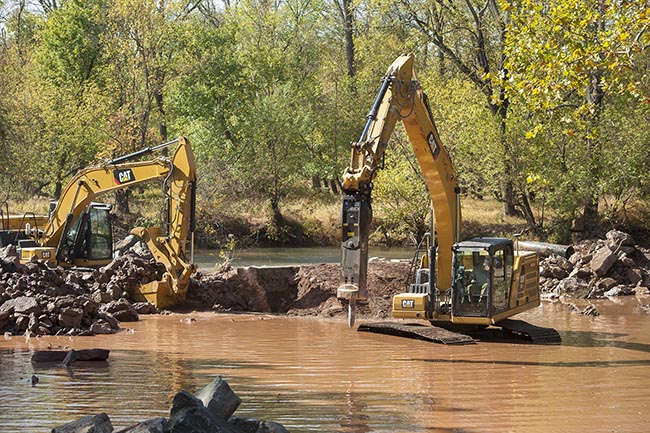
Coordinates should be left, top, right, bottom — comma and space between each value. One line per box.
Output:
113, 169, 135, 185
427, 131, 440, 160
401, 299, 415, 309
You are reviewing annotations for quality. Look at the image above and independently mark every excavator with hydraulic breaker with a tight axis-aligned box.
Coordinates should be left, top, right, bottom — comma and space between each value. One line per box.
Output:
337, 54, 559, 344
0, 137, 197, 308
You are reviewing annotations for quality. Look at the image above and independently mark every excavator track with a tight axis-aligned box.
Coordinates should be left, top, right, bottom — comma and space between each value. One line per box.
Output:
496, 319, 561, 345
357, 322, 476, 345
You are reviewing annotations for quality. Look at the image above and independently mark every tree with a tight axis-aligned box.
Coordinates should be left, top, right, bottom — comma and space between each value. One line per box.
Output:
102, 0, 189, 213
380, 0, 527, 218
504, 0, 650, 231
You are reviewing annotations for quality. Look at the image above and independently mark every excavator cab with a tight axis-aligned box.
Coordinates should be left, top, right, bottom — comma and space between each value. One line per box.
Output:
60, 203, 113, 265
19, 203, 113, 267
450, 238, 515, 321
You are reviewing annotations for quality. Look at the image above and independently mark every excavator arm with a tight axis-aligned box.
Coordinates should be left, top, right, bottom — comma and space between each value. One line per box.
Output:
338, 54, 461, 326
129, 138, 197, 308
33, 137, 196, 308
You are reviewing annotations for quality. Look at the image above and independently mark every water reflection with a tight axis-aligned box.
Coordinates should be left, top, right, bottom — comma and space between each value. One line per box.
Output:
193, 246, 413, 269
1, 299, 649, 433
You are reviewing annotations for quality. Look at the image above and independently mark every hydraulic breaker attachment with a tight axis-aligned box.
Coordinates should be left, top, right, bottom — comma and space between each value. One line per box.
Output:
338, 193, 371, 327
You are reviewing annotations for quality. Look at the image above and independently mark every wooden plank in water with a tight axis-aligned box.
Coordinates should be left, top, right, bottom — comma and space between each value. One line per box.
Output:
357, 322, 475, 345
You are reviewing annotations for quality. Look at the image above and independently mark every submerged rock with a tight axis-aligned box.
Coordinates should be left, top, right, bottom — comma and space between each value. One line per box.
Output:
51, 412, 112, 433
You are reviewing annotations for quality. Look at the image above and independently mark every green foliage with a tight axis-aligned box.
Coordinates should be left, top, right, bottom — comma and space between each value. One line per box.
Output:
0, 0, 649, 243
504, 0, 650, 228
373, 133, 430, 244
216, 234, 237, 273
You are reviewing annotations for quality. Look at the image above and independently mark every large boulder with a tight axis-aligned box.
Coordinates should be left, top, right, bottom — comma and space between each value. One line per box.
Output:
590, 247, 617, 277
167, 390, 241, 433
195, 377, 241, 421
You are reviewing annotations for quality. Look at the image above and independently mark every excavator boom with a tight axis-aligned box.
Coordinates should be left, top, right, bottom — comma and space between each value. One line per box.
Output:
338, 55, 552, 342
338, 54, 461, 324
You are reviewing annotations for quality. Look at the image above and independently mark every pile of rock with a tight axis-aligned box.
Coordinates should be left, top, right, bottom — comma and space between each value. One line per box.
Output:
52, 377, 288, 433
0, 245, 161, 336
539, 230, 650, 299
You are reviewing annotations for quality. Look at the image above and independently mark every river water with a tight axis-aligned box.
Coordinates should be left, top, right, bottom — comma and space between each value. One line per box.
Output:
1, 298, 649, 433
192, 246, 413, 269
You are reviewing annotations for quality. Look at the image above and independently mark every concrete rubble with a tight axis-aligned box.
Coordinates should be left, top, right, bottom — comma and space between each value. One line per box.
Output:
539, 230, 650, 299
0, 245, 161, 336
51, 377, 289, 433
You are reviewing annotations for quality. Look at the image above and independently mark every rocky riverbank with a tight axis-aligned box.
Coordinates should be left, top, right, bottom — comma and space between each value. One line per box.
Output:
0, 245, 161, 336
539, 230, 650, 299
2, 230, 649, 337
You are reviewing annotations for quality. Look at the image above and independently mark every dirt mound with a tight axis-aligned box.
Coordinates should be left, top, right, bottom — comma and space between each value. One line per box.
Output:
189, 259, 412, 320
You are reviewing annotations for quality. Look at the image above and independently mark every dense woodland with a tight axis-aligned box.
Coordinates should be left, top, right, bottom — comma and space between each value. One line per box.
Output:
0, 0, 649, 247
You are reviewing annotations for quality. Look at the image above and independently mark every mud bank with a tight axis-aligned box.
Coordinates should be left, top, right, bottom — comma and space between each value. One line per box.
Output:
189, 259, 412, 321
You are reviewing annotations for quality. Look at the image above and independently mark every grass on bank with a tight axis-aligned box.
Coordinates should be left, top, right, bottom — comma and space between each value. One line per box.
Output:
5, 187, 648, 249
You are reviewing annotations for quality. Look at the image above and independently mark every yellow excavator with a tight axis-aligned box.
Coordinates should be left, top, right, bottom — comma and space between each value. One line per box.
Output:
337, 54, 559, 344
0, 137, 197, 308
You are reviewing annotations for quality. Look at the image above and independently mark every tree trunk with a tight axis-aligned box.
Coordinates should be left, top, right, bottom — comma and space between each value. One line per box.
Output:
114, 189, 130, 215
328, 178, 340, 195
155, 90, 167, 143
342, 0, 356, 78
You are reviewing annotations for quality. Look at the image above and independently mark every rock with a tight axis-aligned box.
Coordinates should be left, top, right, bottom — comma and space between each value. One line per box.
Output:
114, 235, 141, 257
626, 268, 643, 285
133, 302, 157, 315
590, 247, 617, 277
51, 412, 113, 433
115, 417, 165, 433
551, 267, 568, 280
606, 230, 635, 247
167, 390, 241, 433
604, 286, 635, 297
58, 307, 84, 329
112, 308, 139, 322
92, 290, 113, 304
96, 312, 120, 329
598, 277, 618, 291
90, 320, 115, 335
100, 299, 139, 322
13, 296, 41, 315
195, 377, 241, 421
229, 418, 290, 433
15, 314, 29, 332
568, 266, 591, 279
635, 286, 650, 295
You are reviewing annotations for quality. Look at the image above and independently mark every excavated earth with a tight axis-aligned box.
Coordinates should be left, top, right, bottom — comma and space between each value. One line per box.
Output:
2, 229, 650, 337
188, 259, 412, 319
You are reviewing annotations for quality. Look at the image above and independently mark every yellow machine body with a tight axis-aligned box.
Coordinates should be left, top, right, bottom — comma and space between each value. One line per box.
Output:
2, 137, 197, 308
338, 54, 544, 328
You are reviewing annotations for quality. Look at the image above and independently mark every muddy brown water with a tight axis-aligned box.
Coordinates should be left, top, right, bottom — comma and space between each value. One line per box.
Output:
1, 298, 649, 433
